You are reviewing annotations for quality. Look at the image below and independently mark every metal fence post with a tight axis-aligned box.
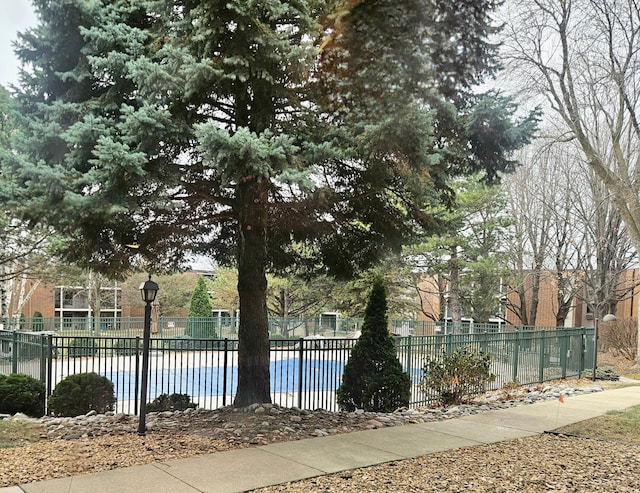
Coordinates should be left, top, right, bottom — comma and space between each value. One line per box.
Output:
445, 332, 453, 355
39, 333, 47, 383
11, 331, 18, 374
512, 330, 520, 382
222, 339, 229, 407
405, 335, 412, 385
297, 338, 304, 409
559, 329, 568, 379
46, 335, 53, 412
538, 331, 546, 381
134, 336, 141, 415
580, 327, 587, 376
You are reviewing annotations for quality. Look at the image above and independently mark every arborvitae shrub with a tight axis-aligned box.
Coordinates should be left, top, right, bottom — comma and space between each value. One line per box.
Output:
48, 372, 116, 416
113, 338, 141, 356
337, 277, 411, 412
185, 324, 219, 340
0, 373, 46, 417
420, 346, 496, 405
185, 276, 218, 340
146, 393, 197, 412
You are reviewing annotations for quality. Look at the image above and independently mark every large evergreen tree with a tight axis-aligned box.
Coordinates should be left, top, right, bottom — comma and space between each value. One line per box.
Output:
1, 0, 535, 406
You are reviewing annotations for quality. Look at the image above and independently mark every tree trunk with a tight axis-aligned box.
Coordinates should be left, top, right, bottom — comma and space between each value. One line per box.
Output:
449, 247, 462, 333
88, 271, 102, 336
527, 260, 542, 327
233, 179, 271, 407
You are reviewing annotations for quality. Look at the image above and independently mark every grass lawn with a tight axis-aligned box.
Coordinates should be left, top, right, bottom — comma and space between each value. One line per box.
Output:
555, 404, 640, 444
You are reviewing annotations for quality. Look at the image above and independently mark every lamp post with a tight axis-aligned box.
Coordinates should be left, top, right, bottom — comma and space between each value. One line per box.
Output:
138, 275, 159, 436
592, 312, 617, 381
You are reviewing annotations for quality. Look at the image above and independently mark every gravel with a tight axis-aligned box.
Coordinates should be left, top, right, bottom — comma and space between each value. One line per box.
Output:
0, 380, 635, 491
255, 434, 640, 492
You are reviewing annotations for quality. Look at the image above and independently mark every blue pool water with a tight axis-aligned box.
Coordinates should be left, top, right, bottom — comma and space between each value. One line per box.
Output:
102, 358, 347, 402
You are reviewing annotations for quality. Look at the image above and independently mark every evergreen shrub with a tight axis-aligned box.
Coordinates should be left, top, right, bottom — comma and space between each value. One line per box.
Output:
337, 277, 411, 412
67, 337, 98, 358
0, 373, 46, 417
185, 276, 218, 341
146, 393, 197, 412
15, 336, 45, 362
32, 311, 44, 331
48, 372, 116, 416
113, 338, 141, 356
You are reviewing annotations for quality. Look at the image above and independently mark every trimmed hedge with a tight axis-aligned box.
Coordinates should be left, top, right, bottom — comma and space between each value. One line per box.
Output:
48, 372, 116, 416
0, 373, 46, 417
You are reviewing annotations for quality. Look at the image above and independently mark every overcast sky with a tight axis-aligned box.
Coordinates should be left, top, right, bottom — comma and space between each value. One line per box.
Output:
1, 0, 37, 88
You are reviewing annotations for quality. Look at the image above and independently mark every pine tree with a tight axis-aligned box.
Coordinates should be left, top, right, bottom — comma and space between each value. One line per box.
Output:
337, 277, 411, 412
2, 0, 536, 406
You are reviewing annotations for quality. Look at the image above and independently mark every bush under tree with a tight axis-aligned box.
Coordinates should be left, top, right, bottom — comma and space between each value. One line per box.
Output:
0, 373, 46, 417
337, 277, 411, 412
146, 393, 198, 412
48, 372, 116, 416
420, 346, 496, 405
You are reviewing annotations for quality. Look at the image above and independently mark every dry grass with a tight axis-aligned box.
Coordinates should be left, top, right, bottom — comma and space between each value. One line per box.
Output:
0, 421, 42, 449
556, 404, 640, 443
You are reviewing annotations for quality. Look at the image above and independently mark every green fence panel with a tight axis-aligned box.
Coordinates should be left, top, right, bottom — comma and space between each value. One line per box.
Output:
0, 326, 594, 414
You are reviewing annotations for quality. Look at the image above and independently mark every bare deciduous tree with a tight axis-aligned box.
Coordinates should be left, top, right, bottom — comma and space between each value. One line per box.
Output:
504, 0, 640, 358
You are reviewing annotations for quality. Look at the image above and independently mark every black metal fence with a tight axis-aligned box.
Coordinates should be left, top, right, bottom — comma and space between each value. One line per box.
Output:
0, 327, 593, 414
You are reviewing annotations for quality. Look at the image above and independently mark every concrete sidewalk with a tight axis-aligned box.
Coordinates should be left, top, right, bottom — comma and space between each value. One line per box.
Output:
4, 385, 640, 493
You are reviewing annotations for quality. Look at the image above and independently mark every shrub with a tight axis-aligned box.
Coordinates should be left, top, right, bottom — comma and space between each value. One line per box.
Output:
188, 276, 214, 317
582, 366, 621, 381
421, 347, 496, 406
599, 318, 637, 361
15, 336, 46, 362
0, 373, 46, 417
500, 378, 522, 401
146, 393, 197, 413
269, 333, 296, 348
185, 276, 218, 340
67, 337, 98, 358
48, 372, 116, 416
113, 338, 141, 356
184, 323, 219, 340
31, 311, 45, 331
337, 277, 411, 412
163, 335, 196, 351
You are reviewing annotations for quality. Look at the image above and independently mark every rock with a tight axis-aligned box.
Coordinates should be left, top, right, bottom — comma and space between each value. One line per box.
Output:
367, 420, 384, 428
30, 382, 604, 443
